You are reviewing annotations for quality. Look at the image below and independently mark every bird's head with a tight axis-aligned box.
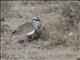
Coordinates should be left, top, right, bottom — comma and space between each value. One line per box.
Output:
32, 17, 40, 22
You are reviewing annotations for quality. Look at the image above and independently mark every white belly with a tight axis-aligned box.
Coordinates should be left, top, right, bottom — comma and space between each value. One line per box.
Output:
26, 30, 35, 35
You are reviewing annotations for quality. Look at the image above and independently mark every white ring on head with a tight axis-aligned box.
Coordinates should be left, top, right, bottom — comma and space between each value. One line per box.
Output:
32, 17, 40, 21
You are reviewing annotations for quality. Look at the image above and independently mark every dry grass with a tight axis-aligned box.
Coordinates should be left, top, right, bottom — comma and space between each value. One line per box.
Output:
1, 1, 80, 60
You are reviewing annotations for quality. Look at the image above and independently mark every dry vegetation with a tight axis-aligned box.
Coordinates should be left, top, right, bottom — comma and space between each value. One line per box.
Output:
1, 1, 80, 60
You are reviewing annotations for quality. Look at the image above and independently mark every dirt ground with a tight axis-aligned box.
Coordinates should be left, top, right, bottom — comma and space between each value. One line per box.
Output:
1, 1, 80, 60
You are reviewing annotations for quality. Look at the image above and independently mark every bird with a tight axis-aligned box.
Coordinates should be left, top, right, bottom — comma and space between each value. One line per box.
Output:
18, 17, 42, 44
